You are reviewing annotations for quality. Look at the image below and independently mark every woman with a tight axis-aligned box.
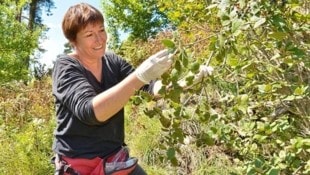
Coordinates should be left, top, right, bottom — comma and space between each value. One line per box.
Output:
52, 3, 173, 175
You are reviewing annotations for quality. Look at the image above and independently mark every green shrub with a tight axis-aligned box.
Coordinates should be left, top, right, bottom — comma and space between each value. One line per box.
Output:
0, 78, 55, 175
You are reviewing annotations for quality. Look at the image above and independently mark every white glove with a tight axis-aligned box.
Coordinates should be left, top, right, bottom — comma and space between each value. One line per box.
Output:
135, 49, 174, 84
194, 65, 214, 82
178, 64, 214, 88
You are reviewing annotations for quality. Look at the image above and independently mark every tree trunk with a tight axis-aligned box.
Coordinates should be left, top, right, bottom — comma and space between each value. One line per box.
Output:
28, 0, 38, 30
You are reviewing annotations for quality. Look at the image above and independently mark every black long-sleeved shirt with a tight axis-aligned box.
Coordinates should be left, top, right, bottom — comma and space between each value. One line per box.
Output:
52, 52, 153, 158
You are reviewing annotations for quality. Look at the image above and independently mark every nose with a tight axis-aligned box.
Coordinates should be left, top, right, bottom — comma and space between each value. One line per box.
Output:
94, 33, 104, 44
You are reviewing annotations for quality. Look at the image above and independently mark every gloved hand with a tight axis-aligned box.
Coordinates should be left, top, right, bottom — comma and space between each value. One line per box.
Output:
178, 64, 214, 88
194, 65, 214, 82
135, 49, 174, 84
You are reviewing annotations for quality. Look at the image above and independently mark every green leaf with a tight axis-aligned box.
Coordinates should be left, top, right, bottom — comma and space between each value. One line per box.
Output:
172, 128, 184, 142
294, 86, 308, 96
181, 54, 188, 67
258, 84, 272, 93
175, 60, 182, 72
231, 19, 243, 35
207, 4, 217, 9
227, 57, 239, 68
162, 39, 175, 49
246, 167, 256, 175
166, 147, 175, 159
190, 62, 200, 73
167, 87, 182, 103
161, 73, 170, 85
283, 95, 295, 101
268, 32, 287, 40
253, 134, 267, 142
218, 34, 225, 49
209, 36, 217, 51
132, 96, 142, 105
254, 158, 264, 168
185, 75, 195, 86
170, 157, 178, 166
160, 115, 171, 128
271, 15, 286, 30
289, 47, 306, 58
204, 134, 215, 146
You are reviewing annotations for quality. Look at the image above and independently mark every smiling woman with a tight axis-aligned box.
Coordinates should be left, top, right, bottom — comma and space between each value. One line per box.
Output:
50, 2, 174, 175
40, 0, 101, 68
62, 3, 107, 82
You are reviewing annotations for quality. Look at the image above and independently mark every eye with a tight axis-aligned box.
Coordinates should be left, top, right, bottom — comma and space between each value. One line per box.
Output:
85, 32, 93, 37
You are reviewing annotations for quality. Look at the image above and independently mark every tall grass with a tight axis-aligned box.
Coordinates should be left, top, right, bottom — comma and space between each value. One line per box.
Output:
0, 78, 55, 175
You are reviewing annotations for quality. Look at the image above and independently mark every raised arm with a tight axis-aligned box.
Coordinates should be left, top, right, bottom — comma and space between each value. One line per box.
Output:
93, 49, 174, 122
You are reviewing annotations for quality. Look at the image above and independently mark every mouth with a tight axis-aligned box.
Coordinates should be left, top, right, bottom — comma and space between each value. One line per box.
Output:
94, 45, 103, 50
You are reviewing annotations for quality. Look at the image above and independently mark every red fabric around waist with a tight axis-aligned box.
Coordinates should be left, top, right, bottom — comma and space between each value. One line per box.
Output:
60, 147, 132, 175
62, 156, 104, 175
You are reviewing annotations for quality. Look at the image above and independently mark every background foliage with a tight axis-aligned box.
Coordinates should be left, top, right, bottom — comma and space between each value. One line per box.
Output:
105, 0, 310, 174
0, 79, 55, 174
0, 0, 309, 174
0, 0, 54, 84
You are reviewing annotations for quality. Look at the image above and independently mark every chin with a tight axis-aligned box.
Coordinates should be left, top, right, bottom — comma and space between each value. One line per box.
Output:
94, 49, 105, 57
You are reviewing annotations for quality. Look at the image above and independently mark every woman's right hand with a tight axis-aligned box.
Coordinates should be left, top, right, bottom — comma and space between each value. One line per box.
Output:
135, 49, 174, 84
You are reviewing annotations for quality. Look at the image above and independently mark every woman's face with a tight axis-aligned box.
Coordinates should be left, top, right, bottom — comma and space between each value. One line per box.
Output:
73, 22, 107, 59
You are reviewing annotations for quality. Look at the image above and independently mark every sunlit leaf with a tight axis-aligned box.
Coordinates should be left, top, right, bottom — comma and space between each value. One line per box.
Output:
232, 19, 243, 35
267, 168, 280, 175
254, 17, 266, 29
258, 84, 272, 93
294, 86, 308, 96
227, 57, 239, 68
268, 32, 287, 40
207, 4, 217, 9
283, 95, 295, 101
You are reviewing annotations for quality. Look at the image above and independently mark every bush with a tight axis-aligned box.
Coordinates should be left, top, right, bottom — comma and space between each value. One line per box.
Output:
0, 78, 55, 175
117, 1, 310, 174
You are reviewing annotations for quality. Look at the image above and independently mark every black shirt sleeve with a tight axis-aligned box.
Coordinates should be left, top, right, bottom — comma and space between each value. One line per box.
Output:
52, 55, 99, 125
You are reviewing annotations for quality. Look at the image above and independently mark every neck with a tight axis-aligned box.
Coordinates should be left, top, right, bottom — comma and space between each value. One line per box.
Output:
69, 52, 103, 82
70, 53, 101, 69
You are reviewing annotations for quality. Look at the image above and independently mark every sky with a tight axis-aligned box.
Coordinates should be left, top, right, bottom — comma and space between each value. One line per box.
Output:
40, 0, 101, 68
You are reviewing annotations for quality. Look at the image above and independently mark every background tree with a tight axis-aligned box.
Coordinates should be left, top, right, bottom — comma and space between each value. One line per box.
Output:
63, 42, 73, 54
0, 0, 55, 84
0, 1, 39, 83
25, 0, 55, 30
102, 0, 170, 48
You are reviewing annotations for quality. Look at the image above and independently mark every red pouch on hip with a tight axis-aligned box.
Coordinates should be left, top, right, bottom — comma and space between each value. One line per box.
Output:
103, 146, 138, 175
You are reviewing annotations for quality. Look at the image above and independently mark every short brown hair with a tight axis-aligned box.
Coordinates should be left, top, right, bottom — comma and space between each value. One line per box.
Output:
62, 3, 104, 42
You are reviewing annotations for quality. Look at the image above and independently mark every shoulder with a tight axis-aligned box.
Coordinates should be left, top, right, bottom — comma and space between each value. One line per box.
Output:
55, 54, 78, 65
54, 54, 82, 70
52, 54, 84, 78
